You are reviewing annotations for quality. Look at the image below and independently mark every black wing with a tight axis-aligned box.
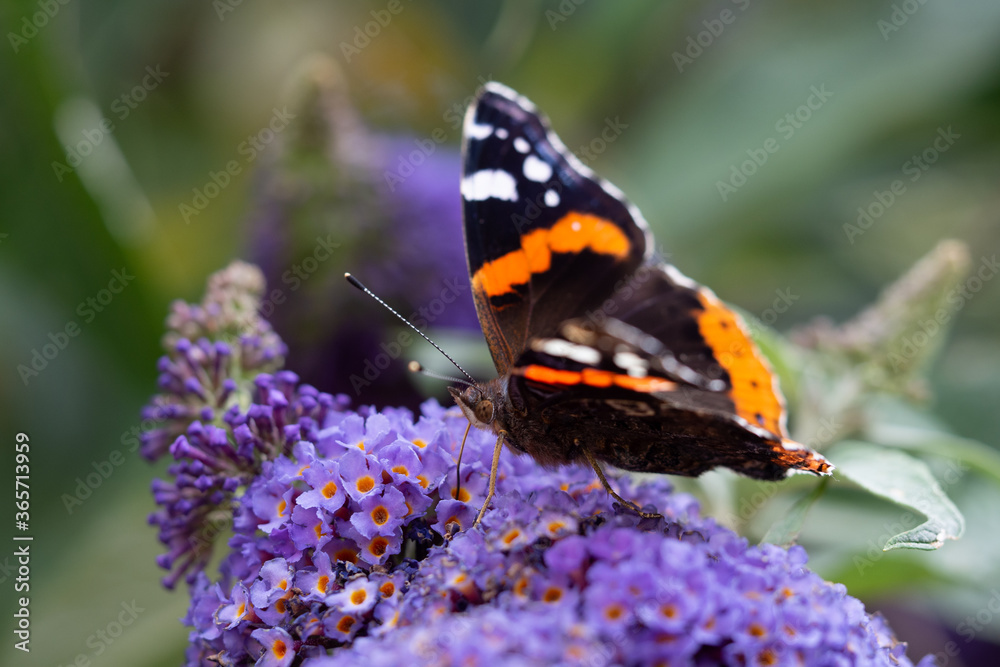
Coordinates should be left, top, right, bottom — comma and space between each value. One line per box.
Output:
461, 82, 650, 375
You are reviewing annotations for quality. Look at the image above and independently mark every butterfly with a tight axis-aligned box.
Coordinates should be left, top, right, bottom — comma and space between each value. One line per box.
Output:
445, 83, 832, 525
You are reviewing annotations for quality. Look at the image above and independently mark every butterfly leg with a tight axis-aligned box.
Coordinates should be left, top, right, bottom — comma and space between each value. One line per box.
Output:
454, 422, 473, 502
583, 450, 662, 519
473, 431, 506, 529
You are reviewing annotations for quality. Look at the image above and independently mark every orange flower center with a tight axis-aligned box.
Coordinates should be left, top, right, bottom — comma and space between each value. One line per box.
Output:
369, 537, 389, 557
502, 529, 521, 545
543, 587, 563, 603
605, 604, 625, 621
334, 548, 358, 564
356, 476, 375, 494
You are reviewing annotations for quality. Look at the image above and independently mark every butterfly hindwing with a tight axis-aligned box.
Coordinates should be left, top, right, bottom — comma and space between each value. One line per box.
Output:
508, 313, 830, 479
569, 262, 795, 440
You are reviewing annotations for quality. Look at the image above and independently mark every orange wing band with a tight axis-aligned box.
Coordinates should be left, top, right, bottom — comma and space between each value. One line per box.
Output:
472, 213, 631, 298
521, 365, 677, 393
694, 291, 786, 437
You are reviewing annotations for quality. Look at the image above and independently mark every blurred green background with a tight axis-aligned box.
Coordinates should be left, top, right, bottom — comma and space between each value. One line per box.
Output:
2, 1, 1000, 665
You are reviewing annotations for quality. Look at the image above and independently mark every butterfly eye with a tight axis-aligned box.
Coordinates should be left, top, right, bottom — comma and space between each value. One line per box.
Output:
474, 399, 495, 424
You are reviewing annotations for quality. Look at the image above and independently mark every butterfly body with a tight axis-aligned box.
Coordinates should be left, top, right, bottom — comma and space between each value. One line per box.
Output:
455, 83, 831, 519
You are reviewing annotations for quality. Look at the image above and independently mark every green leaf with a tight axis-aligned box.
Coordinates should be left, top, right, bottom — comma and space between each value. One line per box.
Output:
761, 478, 829, 548
861, 398, 1000, 485
831, 441, 965, 550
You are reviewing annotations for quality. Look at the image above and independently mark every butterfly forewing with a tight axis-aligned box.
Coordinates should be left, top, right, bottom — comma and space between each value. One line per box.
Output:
461, 83, 649, 374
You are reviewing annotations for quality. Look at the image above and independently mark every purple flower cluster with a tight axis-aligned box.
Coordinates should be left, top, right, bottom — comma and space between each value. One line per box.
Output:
146, 262, 933, 667
143, 263, 292, 588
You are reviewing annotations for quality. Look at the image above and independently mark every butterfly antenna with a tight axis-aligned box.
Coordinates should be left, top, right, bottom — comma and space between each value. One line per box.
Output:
407, 361, 473, 387
345, 273, 477, 384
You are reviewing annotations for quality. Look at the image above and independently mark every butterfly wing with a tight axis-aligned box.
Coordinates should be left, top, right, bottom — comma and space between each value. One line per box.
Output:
509, 273, 833, 478
461, 83, 651, 375
461, 82, 831, 479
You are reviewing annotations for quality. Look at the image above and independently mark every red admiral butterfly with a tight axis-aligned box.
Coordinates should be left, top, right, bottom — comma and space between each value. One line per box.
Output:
450, 83, 832, 525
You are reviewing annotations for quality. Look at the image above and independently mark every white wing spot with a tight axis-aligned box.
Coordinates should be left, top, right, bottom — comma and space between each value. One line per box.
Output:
532, 338, 601, 365
494, 127, 508, 139
513, 137, 531, 154
571, 220, 581, 232
467, 122, 493, 140
544, 189, 560, 207
613, 351, 649, 377
523, 155, 553, 183
461, 170, 518, 202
